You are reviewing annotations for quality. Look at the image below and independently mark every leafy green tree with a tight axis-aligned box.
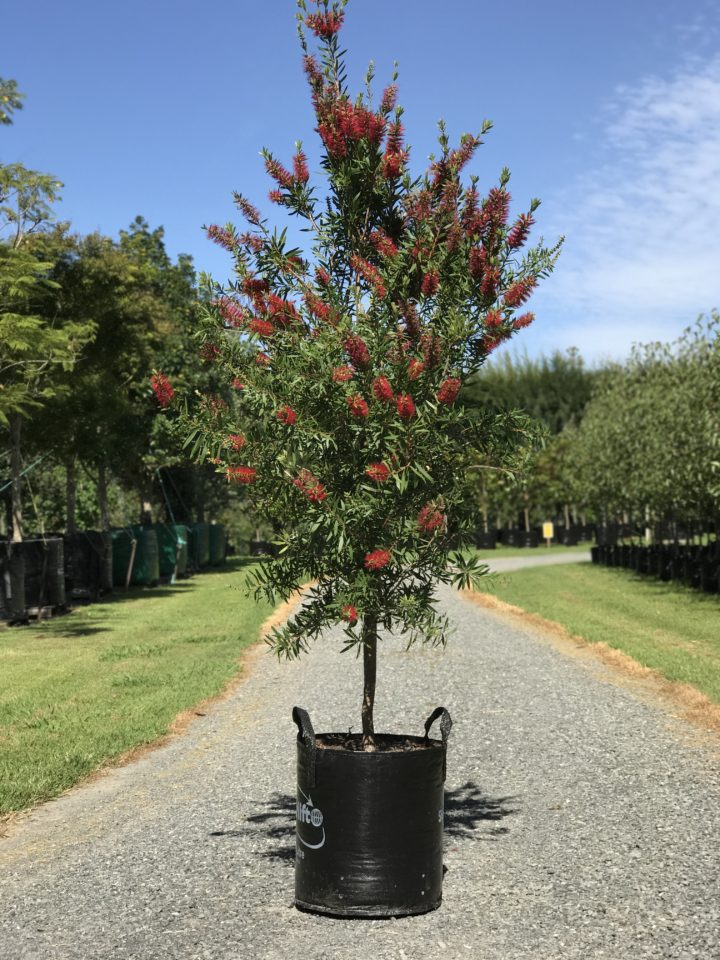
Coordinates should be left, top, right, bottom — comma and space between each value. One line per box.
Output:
175, 0, 561, 743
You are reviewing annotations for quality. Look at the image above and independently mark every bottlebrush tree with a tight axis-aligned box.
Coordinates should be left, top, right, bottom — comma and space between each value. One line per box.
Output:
178, 0, 561, 745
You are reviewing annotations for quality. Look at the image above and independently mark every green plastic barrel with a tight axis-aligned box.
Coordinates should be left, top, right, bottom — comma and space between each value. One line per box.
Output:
209, 524, 226, 566
130, 525, 160, 586
155, 524, 189, 578
112, 529, 136, 586
189, 523, 210, 569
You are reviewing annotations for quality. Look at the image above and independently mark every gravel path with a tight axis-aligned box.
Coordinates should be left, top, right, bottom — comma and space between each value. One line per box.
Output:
1, 583, 719, 960
478, 550, 591, 573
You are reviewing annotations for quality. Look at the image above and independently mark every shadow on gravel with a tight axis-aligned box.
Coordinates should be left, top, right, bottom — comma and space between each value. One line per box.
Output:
444, 780, 519, 842
209, 783, 518, 862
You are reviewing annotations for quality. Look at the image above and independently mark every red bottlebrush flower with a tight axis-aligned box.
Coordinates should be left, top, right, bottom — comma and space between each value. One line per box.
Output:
371, 375, 394, 403
507, 213, 534, 250
399, 300, 421, 340
293, 149, 310, 183
256, 352, 270, 366
277, 405, 297, 426
227, 466, 256, 485
332, 365, 354, 383
382, 150, 405, 179
228, 433, 246, 451
199, 342, 220, 363
366, 462, 390, 483
303, 292, 337, 325
317, 121, 348, 160
485, 309, 504, 329
293, 468, 327, 503
242, 276, 270, 298
347, 394, 370, 419
420, 332, 443, 369
315, 266, 331, 286
238, 232, 264, 253
421, 270, 439, 298
408, 358, 425, 380
233, 194, 262, 225
481, 268, 499, 301
485, 187, 511, 227
305, 10, 344, 37
150, 372, 174, 408
303, 54, 323, 89
364, 549, 391, 571
343, 334, 371, 369
267, 293, 300, 327
369, 229, 399, 259
350, 254, 387, 299
217, 296, 247, 327
513, 311, 535, 330
396, 393, 416, 420
469, 246, 487, 280
445, 219, 463, 253
341, 604, 358, 625
268, 189, 284, 205
504, 277, 537, 308
418, 504, 445, 533
248, 317, 276, 338
265, 155, 294, 189
448, 135, 481, 174
380, 84, 398, 114
206, 224, 235, 252
436, 377, 461, 406
232, 378, 245, 390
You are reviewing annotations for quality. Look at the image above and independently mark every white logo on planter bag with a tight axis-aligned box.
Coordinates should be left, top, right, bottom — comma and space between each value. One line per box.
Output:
297, 787, 326, 849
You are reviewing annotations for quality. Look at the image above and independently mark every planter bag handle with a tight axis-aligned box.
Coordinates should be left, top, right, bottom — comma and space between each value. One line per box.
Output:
292, 706, 317, 788
423, 707, 453, 781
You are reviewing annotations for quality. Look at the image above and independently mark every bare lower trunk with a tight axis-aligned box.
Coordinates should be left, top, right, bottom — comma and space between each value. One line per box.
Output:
523, 507, 530, 534
564, 503, 571, 530
361, 612, 378, 750
66, 457, 77, 534
97, 463, 110, 531
10, 414, 23, 542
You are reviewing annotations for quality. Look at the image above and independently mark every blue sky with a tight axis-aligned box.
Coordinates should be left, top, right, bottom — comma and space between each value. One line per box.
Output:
4, 0, 719, 364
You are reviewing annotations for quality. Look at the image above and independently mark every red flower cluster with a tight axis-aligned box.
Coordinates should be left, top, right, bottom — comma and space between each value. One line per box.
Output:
304, 292, 337, 325
316, 97, 386, 160
485, 309, 504, 329
347, 394, 370, 419
265, 156, 294, 190
408, 358, 425, 380
293, 149, 310, 183
231, 378, 245, 390
233, 194, 262, 225
485, 187, 511, 228
420, 332, 442, 369
277, 405, 297, 426
341, 604, 358, 625
364, 549, 391, 571
417, 504, 445, 533
315, 266, 331, 286
421, 271, 439, 298
371, 376, 394, 403
267, 293, 300, 327
369, 229, 399, 259
513, 312, 535, 330
350, 255, 387, 299
344, 334, 371, 368
507, 213, 534, 250
504, 277, 537, 308
293, 468, 327, 503
199, 342, 220, 363
269, 189, 284, 205
248, 317, 275, 338
332, 365, 354, 383
256, 352, 270, 366
228, 433, 246, 451
396, 394, 416, 420
468, 246, 487, 280
366, 462, 390, 483
217, 297, 247, 328
206, 225, 235, 252
227, 466, 256, 485
382, 119, 407, 179
436, 378, 461, 406
150, 372, 174, 408
305, 10, 344, 37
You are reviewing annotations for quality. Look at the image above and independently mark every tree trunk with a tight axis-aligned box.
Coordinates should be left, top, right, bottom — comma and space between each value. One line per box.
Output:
361, 612, 378, 750
97, 463, 110, 531
523, 506, 530, 533
564, 503, 571, 530
10, 413, 23, 542
66, 457, 77, 534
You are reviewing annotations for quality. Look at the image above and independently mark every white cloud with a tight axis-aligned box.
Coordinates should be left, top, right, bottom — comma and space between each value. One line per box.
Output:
534, 54, 720, 362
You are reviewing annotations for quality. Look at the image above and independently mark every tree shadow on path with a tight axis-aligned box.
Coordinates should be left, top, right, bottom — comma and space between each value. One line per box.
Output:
209, 781, 518, 863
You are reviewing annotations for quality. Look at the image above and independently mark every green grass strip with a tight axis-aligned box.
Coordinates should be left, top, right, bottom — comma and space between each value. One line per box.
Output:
0, 559, 274, 816
477, 562, 720, 703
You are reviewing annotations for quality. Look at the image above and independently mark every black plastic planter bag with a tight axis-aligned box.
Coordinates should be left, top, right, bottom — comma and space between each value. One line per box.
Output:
292, 705, 452, 918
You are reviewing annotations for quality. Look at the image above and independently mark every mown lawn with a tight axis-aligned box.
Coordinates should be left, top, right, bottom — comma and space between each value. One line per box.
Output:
0, 559, 274, 817
475, 562, 720, 703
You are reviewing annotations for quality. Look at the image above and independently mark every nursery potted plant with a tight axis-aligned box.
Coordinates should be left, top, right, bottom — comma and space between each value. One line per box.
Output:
171, 0, 561, 917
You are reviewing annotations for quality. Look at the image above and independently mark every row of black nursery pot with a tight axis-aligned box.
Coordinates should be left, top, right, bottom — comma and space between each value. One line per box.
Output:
591, 542, 720, 594
473, 523, 595, 550
0, 522, 228, 623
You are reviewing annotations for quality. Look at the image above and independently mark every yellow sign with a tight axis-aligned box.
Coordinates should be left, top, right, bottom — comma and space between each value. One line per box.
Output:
542, 522, 554, 540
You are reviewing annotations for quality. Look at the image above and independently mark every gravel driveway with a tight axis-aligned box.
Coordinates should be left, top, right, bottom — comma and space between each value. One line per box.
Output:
1, 581, 718, 960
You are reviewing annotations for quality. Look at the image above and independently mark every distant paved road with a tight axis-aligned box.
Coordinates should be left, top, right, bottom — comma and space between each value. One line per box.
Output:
1, 579, 718, 960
